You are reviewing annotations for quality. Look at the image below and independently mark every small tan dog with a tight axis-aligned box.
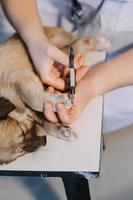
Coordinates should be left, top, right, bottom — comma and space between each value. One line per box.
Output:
0, 27, 110, 164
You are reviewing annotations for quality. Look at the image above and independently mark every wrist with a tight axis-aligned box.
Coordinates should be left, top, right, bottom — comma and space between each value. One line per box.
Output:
75, 73, 97, 112
21, 28, 46, 45
75, 65, 106, 111
24, 29, 53, 60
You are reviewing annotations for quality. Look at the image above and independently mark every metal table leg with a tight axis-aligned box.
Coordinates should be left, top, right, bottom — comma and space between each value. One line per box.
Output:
62, 177, 91, 200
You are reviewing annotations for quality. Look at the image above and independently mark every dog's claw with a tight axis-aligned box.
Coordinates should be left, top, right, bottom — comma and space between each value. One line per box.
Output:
43, 119, 78, 141
55, 125, 78, 141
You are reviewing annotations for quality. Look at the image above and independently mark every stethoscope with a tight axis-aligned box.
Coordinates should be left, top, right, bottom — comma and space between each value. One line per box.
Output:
69, 0, 106, 31
68, 0, 129, 33
69, 0, 133, 56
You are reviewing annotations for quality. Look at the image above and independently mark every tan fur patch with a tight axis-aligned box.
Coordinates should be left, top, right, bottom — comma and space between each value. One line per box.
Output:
0, 26, 110, 164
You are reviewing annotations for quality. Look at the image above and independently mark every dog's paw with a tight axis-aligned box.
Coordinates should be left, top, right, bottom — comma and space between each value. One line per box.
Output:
43, 120, 77, 141
55, 124, 78, 141
74, 36, 111, 53
89, 36, 111, 51
45, 92, 72, 109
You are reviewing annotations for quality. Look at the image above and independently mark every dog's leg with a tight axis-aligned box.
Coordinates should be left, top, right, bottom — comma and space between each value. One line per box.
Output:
41, 119, 77, 141
17, 73, 72, 112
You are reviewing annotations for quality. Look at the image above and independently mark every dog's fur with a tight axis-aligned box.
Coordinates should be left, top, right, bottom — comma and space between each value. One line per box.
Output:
0, 26, 110, 164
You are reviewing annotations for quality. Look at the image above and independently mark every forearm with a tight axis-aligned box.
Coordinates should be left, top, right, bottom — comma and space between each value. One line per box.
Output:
76, 50, 133, 106
1, 0, 46, 43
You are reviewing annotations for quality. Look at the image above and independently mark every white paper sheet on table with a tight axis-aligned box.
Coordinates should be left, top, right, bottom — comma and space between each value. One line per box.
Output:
0, 52, 105, 173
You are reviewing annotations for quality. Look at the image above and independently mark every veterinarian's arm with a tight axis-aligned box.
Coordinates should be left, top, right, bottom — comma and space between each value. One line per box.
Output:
44, 50, 133, 123
1, 0, 72, 90
1, 0, 44, 43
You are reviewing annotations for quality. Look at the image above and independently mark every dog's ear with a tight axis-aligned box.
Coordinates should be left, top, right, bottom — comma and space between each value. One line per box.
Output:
0, 97, 15, 120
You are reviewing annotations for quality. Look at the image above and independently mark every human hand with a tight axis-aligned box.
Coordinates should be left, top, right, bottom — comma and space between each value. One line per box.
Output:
43, 71, 95, 124
27, 35, 88, 91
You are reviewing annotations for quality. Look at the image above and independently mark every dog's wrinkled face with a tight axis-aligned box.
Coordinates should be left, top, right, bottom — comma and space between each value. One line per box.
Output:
0, 97, 45, 164
23, 123, 47, 153
0, 96, 77, 165
0, 26, 110, 164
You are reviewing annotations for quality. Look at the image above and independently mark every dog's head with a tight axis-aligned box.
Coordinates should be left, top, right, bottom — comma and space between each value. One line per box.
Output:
0, 97, 47, 165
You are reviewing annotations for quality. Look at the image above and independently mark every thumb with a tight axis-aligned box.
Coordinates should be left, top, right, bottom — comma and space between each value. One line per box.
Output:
75, 54, 85, 69
47, 46, 69, 67
44, 77, 66, 91
76, 65, 90, 82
